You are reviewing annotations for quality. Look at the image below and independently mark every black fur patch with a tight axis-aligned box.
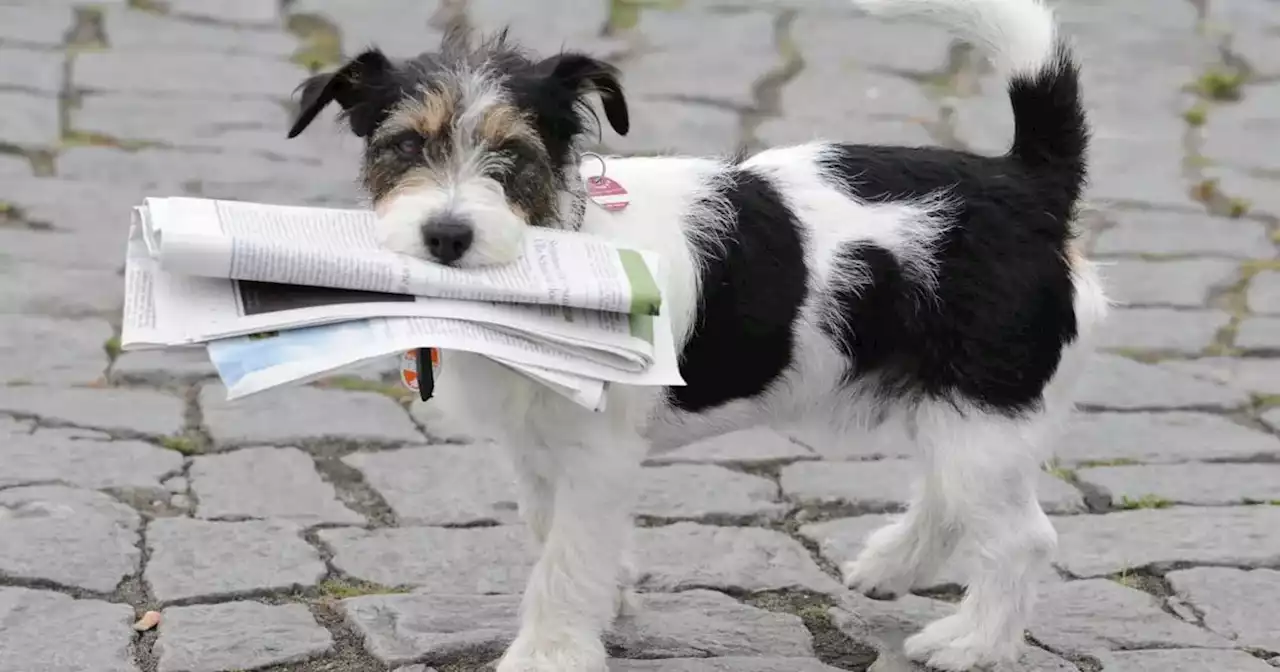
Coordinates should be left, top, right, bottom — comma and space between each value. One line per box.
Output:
671, 167, 808, 413
817, 142, 1079, 416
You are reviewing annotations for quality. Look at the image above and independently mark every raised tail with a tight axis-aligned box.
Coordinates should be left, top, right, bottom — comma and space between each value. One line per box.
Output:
852, 0, 1088, 201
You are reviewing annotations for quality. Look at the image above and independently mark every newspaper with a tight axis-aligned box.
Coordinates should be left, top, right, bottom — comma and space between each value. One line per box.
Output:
136, 196, 662, 316
120, 198, 686, 411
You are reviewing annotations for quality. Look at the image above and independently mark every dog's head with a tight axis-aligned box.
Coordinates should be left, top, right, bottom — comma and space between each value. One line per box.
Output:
287, 29, 629, 267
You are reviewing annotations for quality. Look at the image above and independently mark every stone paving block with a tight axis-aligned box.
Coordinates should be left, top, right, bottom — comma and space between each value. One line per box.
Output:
166, 0, 280, 24
73, 95, 286, 149
798, 514, 1062, 592
1237, 316, 1280, 351
1166, 567, 1280, 653
109, 348, 217, 386
0, 386, 185, 437
0, 427, 182, 490
1264, 407, 1280, 432
609, 660, 844, 672
1075, 353, 1250, 411
1092, 210, 1274, 258
200, 382, 423, 448
319, 526, 532, 594
756, 114, 934, 149
341, 590, 818, 667
786, 425, 917, 461
288, 0, 446, 59
102, 8, 296, 56
0, 154, 29, 176
0, 91, 59, 147
1232, 29, 1280, 79
0, 5, 74, 46
637, 465, 787, 522
1085, 139, 1194, 209
1097, 307, 1231, 354
0, 486, 140, 593
1203, 166, 1280, 220
57, 147, 334, 189
623, 9, 777, 109
0, 227, 127, 271
469, 0, 619, 57
647, 427, 815, 467
1077, 463, 1280, 506
1031, 579, 1230, 656
0, 315, 113, 385
146, 518, 326, 604
342, 443, 519, 526
0, 587, 136, 672
0, 259, 123, 316
0, 46, 63, 94
1159, 357, 1280, 396
769, 67, 936, 144
1095, 649, 1276, 672
154, 601, 334, 672
191, 446, 364, 525
781, 460, 1083, 514
1100, 258, 1240, 307
0, 177, 155, 245
831, 592, 1074, 671
74, 50, 309, 99
1053, 507, 1280, 577
1056, 411, 1280, 464
635, 522, 843, 595
792, 12, 951, 74
1203, 82, 1280, 172
603, 99, 740, 157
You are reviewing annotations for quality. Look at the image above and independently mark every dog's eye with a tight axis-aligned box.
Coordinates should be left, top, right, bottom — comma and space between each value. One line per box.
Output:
394, 136, 423, 158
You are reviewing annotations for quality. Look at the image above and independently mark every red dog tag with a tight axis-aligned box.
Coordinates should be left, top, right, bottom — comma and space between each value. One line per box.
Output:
586, 176, 629, 212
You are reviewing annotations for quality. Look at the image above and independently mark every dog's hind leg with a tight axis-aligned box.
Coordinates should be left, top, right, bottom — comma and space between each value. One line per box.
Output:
496, 416, 647, 672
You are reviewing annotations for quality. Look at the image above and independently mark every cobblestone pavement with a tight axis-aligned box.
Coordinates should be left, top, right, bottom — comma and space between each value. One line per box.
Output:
2, 0, 1280, 670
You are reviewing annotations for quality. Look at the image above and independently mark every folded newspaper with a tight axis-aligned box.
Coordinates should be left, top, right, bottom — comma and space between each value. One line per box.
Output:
121, 197, 685, 411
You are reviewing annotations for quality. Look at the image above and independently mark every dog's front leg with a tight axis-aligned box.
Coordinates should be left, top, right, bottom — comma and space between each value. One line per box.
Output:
497, 424, 646, 672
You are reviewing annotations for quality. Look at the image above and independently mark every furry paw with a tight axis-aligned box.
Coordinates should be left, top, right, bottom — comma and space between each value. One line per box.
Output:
496, 632, 608, 672
904, 613, 1019, 671
842, 557, 910, 600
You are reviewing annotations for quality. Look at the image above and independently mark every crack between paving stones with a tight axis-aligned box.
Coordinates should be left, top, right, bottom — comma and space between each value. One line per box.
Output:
737, 8, 802, 154
310, 454, 399, 527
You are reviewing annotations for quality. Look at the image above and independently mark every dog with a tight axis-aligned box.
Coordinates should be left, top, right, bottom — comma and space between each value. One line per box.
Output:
286, 0, 1107, 668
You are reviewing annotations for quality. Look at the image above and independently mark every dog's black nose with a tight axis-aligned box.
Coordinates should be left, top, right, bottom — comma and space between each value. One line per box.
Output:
421, 215, 474, 264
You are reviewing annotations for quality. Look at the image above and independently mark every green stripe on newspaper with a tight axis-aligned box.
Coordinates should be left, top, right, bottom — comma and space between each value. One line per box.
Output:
629, 314, 654, 344
618, 249, 661, 316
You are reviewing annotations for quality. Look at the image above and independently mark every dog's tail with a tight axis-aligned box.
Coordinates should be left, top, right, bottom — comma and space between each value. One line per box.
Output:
852, 0, 1087, 200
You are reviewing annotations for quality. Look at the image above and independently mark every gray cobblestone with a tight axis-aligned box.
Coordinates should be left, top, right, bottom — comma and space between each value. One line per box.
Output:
73, 50, 308, 99
1053, 507, 1280, 577
646, 427, 815, 468
319, 526, 532, 594
145, 518, 325, 604
109, 348, 217, 386
154, 602, 333, 672
0, 91, 59, 148
609, 591, 813, 659
635, 522, 842, 595
1238, 316, 1280, 352
342, 443, 518, 526
0, 386, 185, 437
781, 460, 1083, 514
101, 8, 297, 56
0, 227, 127, 271
1057, 411, 1280, 464
609, 660, 844, 672
0, 315, 113, 385
0, 587, 136, 672
166, 0, 281, 25
0, 486, 140, 593
0, 46, 63, 94
637, 465, 786, 521
1075, 354, 1250, 411
199, 383, 423, 449
0, 259, 123, 316
1, 427, 182, 490
287, 0, 446, 59
1203, 82, 1280, 172
1203, 166, 1280, 219
73, 95, 287, 149
339, 593, 518, 666
0, 5, 73, 46
0, 178, 155, 254
605, 99, 740, 157
0, 154, 30, 176
57, 147, 333, 189
1030, 579, 1230, 655
1085, 140, 1194, 209
1096, 650, 1276, 672
1097, 307, 1232, 354
191, 446, 365, 525
1264, 408, 1280, 433
469, 0, 620, 58
1101, 258, 1240, 307
1159, 356, 1280, 396
1167, 567, 1280, 653
1092, 209, 1275, 258
1078, 463, 1280, 507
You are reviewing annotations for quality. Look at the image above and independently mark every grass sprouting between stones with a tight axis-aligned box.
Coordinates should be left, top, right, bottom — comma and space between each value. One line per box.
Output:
1195, 67, 1246, 101
158, 435, 199, 456
103, 336, 122, 360
317, 578, 411, 600
1119, 494, 1174, 510
287, 13, 344, 72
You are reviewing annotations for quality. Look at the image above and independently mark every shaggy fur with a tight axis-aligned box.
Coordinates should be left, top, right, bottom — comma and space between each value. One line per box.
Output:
287, 0, 1108, 669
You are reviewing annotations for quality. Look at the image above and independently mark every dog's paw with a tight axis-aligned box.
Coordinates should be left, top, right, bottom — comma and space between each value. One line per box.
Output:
842, 557, 911, 600
904, 613, 1019, 671
496, 632, 608, 672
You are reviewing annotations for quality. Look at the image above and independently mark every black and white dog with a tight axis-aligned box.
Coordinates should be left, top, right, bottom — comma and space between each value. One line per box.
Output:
287, 0, 1107, 669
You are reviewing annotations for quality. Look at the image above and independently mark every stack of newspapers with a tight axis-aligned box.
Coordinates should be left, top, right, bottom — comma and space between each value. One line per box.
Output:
120, 197, 685, 411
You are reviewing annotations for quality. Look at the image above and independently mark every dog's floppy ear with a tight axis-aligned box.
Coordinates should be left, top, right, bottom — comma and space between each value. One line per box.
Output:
288, 49, 396, 139
536, 53, 629, 136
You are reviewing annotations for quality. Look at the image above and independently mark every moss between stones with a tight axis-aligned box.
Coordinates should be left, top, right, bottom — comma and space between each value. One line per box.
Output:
317, 578, 411, 600
1119, 494, 1174, 510
287, 13, 344, 73
745, 591, 879, 671
158, 435, 199, 456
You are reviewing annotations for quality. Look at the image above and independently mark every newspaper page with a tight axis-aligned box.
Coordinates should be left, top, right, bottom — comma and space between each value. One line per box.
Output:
138, 197, 662, 316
